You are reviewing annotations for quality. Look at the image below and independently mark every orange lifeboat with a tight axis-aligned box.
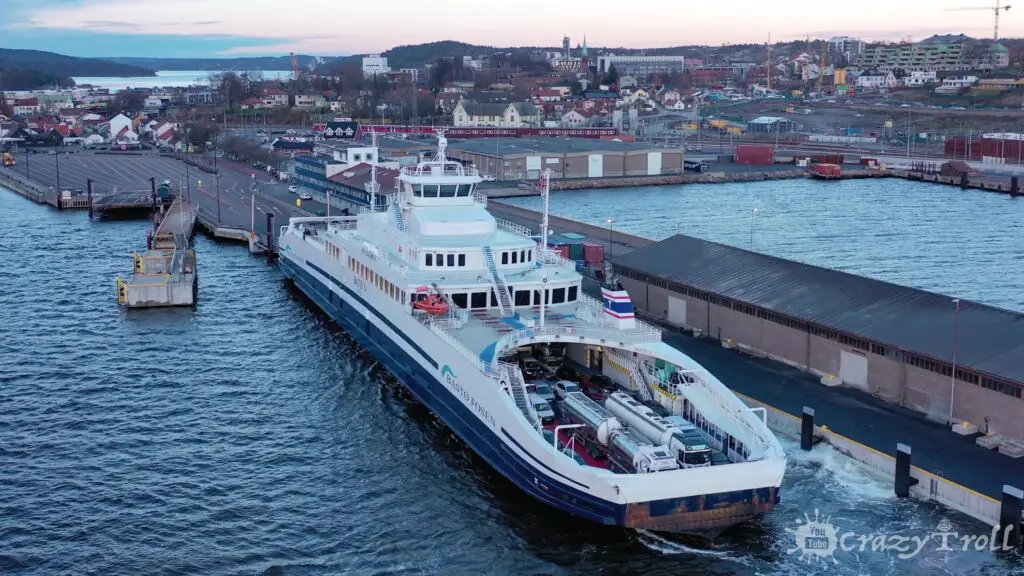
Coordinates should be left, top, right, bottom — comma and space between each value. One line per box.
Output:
414, 294, 449, 315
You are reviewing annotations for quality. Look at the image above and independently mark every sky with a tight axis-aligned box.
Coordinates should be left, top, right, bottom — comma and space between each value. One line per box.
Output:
2, 0, 1018, 59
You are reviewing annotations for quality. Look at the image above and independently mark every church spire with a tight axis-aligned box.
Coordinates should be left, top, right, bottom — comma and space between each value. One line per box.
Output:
582, 35, 588, 57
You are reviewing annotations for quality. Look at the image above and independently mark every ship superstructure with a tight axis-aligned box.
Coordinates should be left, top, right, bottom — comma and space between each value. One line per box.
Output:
278, 134, 786, 533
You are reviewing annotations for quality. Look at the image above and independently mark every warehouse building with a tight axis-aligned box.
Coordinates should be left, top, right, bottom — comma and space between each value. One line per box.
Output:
446, 137, 684, 181
613, 234, 1024, 440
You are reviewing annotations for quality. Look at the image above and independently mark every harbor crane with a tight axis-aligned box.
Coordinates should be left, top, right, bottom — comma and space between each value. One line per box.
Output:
945, 1, 1012, 40
290, 52, 302, 81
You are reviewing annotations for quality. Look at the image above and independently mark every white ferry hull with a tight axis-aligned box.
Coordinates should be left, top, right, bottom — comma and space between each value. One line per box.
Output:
279, 250, 781, 534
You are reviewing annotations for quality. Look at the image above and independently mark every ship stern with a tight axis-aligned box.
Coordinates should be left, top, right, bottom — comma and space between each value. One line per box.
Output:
622, 486, 779, 534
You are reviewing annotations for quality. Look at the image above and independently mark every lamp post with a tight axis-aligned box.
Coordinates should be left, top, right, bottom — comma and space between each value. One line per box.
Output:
676, 221, 681, 236
749, 208, 760, 250
949, 298, 961, 426
606, 217, 615, 256
54, 148, 62, 192
24, 147, 30, 179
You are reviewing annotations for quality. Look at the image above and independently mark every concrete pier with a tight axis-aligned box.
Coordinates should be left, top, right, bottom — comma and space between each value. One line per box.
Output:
118, 197, 198, 308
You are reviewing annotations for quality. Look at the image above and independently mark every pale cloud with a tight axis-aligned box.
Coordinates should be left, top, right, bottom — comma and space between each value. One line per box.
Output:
14, 0, 1016, 54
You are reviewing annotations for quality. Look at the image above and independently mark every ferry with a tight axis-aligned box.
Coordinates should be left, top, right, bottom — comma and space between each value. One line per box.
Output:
278, 134, 786, 534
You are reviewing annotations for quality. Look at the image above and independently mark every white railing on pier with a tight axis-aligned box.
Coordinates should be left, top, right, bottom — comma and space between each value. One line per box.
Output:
496, 218, 532, 237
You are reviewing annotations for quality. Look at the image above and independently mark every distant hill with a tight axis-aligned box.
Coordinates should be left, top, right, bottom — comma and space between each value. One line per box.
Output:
320, 41, 494, 72
106, 55, 343, 72
0, 68, 74, 90
0, 49, 155, 79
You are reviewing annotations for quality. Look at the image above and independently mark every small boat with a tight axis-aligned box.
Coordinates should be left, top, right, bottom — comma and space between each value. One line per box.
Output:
414, 294, 449, 315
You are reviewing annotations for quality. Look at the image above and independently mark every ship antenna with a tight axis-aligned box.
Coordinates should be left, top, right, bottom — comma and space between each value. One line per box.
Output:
368, 130, 379, 210
538, 169, 551, 329
435, 128, 448, 163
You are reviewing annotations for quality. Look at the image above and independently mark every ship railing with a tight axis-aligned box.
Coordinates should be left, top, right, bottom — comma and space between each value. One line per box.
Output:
684, 371, 778, 458
400, 164, 480, 178
472, 192, 488, 208
538, 248, 577, 271
489, 321, 662, 371
427, 321, 500, 379
495, 218, 532, 237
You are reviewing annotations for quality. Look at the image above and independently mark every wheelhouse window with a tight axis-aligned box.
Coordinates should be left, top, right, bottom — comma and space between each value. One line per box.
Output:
527, 250, 532, 262
425, 253, 433, 266
568, 285, 578, 302
457, 254, 466, 267
501, 252, 509, 265
446, 254, 455, 267
451, 293, 468, 309
514, 290, 531, 306
435, 253, 443, 267
511, 251, 518, 264
439, 185, 458, 198
552, 287, 566, 304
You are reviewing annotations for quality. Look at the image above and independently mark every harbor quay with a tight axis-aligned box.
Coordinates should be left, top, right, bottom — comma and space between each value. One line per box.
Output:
487, 199, 1024, 529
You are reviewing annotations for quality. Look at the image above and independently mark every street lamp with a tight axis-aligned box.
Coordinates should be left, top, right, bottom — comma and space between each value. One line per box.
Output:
607, 218, 615, 255
949, 298, 961, 426
54, 149, 62, 192
749, 208, 760, 250
675, 221, 681, 236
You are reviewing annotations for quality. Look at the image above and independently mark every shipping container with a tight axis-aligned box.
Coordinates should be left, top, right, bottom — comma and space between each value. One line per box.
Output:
810, 163, 842, 179
582, 241, 605, 265
562, 232, 586, 241
810, 154, 844, 165
569, 243, 586, 261
553, 244, 570, 259
735, 144, 775, 165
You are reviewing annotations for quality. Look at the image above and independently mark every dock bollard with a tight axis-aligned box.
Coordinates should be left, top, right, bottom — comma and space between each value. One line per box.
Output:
894, 443, 919, 498
1000, 485, 1024, 550
800, 407, 815, 451
87, 179, 94, 219
1012, 176, 1021, 197
150, 177, 157, 208
960, 172, 969, 189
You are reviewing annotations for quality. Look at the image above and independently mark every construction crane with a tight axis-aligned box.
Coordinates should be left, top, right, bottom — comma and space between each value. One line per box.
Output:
818, 40, 828, 93
945, 1, 1012, 40
290, 52, 303, 81
766, 32, 772, 91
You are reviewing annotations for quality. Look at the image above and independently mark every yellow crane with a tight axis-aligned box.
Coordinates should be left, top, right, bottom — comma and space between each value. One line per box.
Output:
945, 1, 1012, 40
290, 52, 303, 81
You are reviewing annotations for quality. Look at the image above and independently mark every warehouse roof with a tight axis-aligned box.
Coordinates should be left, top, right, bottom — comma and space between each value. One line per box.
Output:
448, 137, 668, 157
614, 234, 1024, 384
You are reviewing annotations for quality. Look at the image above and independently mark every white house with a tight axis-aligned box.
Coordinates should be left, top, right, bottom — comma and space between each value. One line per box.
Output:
453, 101, 539, 127
108, 114, 132, 139
561, 109, 595, 127
903, 70, 938, 87
82, 134, 105, 146
262, 89, 289, 108
294, 94, 327, 109
13, 98, 40, 115
662, 99, 687, 111
940, 75, 979, 89
855, 70, 897, 89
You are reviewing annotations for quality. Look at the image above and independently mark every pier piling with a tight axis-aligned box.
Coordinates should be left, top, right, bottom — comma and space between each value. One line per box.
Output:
894, 443, 919, 498
87, 179, 93, 219
960, 172, 969, 189
150, 177, 157, 209
1000, 485, 1024, 549
1012, 176, 1021, 197
266, 212, 276, 259
800, 407, 815, 451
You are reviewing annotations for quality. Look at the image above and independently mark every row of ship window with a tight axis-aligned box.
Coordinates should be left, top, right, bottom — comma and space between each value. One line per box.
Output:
414, 285, 580, 310
616, 265, 1023, 401
422, 249, 533, 268
411, 184, 475, 198
349, 256, 406, 304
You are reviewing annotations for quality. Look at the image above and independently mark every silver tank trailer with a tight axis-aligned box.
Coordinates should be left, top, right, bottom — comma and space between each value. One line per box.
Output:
560, 392, 621, 445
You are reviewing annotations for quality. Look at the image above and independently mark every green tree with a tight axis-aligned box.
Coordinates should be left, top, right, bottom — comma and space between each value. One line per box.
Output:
0, 91, 13, 117
604, 64, 619, 86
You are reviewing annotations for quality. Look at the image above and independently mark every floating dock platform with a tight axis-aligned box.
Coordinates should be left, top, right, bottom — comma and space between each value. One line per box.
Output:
118, 197, 198, 308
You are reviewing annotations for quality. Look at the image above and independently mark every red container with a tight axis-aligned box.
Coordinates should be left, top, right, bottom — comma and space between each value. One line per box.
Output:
554, 245, 570, 259
811, 163, 842, 178
582, 241, 605, 264
810, 154, 844, 165
735, 145, 775, 165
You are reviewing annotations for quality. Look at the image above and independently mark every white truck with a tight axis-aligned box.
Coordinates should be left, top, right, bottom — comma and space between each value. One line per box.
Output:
605, 391, 712, 468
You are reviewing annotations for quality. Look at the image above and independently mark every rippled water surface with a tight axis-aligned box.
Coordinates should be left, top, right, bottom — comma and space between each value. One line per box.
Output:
504, 178, 1024, 312
2, 187, 1020, 575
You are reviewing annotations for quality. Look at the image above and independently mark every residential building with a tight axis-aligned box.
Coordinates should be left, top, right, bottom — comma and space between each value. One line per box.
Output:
183, 89, 213, 106
452, 101, 539, 127
108, 114, 132, 139
294, 93, 327, 109
13, 98, 40, 115
596, 54, 686, 77
531, 89, 564, 102
398, 68, 420, 82
362, 54, 391, 77
262, 89, 289, 108
937, 75, 979, 92
830, 36, 866, 61
561, 109, 597, 127
903, 70, 938, 87
857, 40, 1009, 72
855, 70, 898, 89
242, 97, 266, 109
979, 77, 1024, 89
